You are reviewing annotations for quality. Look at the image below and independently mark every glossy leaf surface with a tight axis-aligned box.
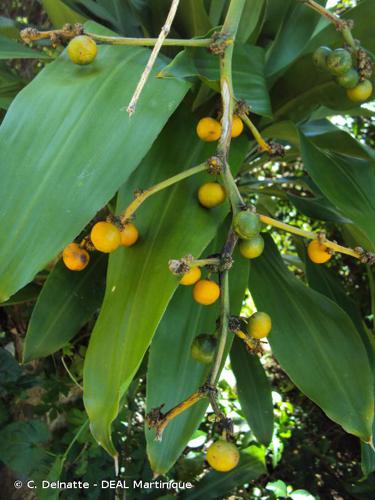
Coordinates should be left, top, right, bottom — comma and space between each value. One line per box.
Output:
0, 22, 189, 302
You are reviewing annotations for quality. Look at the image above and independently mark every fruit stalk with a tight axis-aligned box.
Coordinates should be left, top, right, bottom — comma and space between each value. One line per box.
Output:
121, 162, 207, 222
126, 0, 181, 116
86, 33, 213, 47
21, 26, 213, 48
258, 213, 362, 259
239, 113, 271, 152
301, 0, 357, 51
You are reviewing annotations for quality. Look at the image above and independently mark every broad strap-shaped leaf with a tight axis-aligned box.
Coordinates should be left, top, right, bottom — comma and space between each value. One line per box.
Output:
249, 235, 374, 442
299, 133, 375, 251
146, 243, 249, 474
23, 254, 107, 363
265, 0, 321, 77
83, 106, 249, 456
231, 337, 273, 446
0, 21, 189, 303
237, 0, 266, 44
182, 445, 266, 499
159, 43, 272, 117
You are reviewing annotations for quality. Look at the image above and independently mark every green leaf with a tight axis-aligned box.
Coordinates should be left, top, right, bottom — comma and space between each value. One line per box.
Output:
231, 338, 273, 446
0, 35, 50, 59
159, 44, 272, 117
146, 242, 249, 474
0, 21, 189, 303
0, 421, 50, 476
175, 0, 212, 38
83, 106, 248, 456
249, 235, 374, 442
299, 133, 375, 250
237, 0, 266, 44
265, 0, 321, 77
42, 0, 87, 26
183, 445, 266, 499
23, 254, 107, 363
0, 63, 24, 109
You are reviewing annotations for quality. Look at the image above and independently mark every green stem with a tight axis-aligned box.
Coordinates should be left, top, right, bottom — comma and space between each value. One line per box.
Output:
301, 0, 357, 51
121, 162, 207, 221
190, 257, 221, 267
86, 32, 213, 47
209, 0, 245, 387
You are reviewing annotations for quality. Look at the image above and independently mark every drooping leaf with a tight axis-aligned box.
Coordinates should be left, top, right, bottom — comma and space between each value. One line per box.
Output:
0, 21, 189, 303
23, 254, 107, 363
231, 337, 274, 446
249, 235, 374, 442
83, 105, 249, 456
1, 282, 41, 306
159, 43, 272, 117
299, 133, 375, 250
146, 242, 249, 474
183, 445, 266, 499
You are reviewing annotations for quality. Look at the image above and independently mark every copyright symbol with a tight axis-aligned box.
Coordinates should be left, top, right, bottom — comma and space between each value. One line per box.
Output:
14, 480, 22, 489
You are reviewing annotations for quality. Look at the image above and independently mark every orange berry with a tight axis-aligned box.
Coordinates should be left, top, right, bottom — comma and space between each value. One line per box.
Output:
198, 182, 226, 208
67, 35, 97, 65
90, 221, 121, 253
196, 117, 221, 142
206, 440, 240, 472
62, 243, 90, 271
307, 240, 332, 264
193, 279, 220, 306
180, 266, 201, 286
231, 115, 244, 138
120, 223, 139, 247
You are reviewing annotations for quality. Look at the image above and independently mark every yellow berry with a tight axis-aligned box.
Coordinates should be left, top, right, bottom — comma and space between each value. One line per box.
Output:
247, 311, 272, 339
231, 116, 244, 138
67, 35, 97, 65
307, 240, 332, 264
206, 440, 240, 472
62, 243, 90, 271
120, 223, 139, 247
346, 79, 373, 102
196, 117, 221, 142
239, 235, 264, 259
198, 182, 226, 208
193, 279, 220, 306
180, 266, 201, 286
90, 222, 121, 253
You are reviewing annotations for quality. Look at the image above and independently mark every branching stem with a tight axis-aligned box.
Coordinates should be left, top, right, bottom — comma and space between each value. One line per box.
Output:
120, 162, 207, 222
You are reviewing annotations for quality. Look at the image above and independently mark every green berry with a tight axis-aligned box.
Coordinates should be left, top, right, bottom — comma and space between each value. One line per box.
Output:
233, 211, 261, 240
239, 235, 264, 259
312, 46, 332, 69
326, 48, 352, 76
191, 334, 217, 364
335, 68, 360, 89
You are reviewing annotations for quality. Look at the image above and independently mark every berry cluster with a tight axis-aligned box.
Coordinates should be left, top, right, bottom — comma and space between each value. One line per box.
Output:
313, 46, 373, 102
